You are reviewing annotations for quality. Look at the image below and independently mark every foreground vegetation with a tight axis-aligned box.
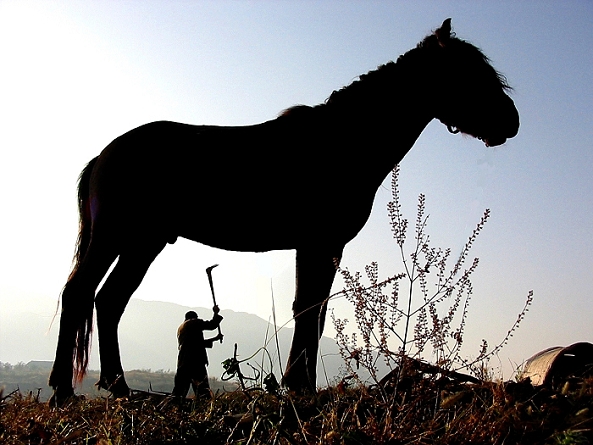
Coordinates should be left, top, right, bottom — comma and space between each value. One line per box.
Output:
1, 373, 592, 444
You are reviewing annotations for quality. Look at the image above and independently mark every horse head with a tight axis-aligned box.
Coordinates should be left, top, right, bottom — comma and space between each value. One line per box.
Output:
426, 19, 519, 147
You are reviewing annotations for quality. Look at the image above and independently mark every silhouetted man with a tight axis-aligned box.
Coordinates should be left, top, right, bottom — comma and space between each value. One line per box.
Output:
172, 306, 223, 398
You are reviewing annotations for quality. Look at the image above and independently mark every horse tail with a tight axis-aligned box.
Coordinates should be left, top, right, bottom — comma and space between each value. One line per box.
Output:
66, 156, 99, 382
69, 156, 98, 283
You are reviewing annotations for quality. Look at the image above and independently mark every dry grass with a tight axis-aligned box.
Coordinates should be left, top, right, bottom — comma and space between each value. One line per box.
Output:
1, 375, 592, 444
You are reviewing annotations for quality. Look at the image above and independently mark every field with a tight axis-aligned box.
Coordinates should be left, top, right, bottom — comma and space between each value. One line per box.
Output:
0, 362, 234, 402
1, 368, 592, 444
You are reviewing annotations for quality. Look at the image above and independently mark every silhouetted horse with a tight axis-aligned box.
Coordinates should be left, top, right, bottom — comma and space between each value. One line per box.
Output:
49, 19, 518, 403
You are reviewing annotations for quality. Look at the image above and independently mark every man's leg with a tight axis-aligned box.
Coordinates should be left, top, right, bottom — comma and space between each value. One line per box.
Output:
172, 367, 191, 397
193, 365, 211, 398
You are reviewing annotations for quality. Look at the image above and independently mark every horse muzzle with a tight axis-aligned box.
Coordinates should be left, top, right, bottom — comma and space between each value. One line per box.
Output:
481, 104, 520, 147
480, 136, 506, 147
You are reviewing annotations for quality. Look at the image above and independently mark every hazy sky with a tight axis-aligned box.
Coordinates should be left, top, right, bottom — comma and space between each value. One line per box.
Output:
1, 1, 592, 379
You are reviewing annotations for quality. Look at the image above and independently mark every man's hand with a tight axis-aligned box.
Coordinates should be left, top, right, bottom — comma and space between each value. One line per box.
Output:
213, 333, 224, 342
213, 305, 220, 314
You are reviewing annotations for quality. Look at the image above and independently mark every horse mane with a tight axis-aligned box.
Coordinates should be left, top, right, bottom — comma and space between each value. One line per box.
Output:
418, 30, 512, 92
324, 61, 401, 111
278, 59, 405, 119
321, 28, 511, 113
278, 104, 314, 118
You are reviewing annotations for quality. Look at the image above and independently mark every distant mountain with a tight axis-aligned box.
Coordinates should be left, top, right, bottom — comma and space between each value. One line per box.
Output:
1, 298, 346, 388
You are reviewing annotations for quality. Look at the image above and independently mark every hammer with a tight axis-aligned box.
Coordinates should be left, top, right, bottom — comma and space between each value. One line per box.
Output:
206, 264, 223, 343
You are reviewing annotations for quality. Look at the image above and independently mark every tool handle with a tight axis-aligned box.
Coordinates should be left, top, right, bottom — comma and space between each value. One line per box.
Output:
207, 273, 217, 306
206, 264, 222, 343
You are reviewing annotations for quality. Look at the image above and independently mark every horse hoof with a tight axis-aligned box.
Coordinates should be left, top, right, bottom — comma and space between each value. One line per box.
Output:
48, 388, 79, 407
282, 373, 315, 394
97, 375, 130, 398
112, 386, 131, 399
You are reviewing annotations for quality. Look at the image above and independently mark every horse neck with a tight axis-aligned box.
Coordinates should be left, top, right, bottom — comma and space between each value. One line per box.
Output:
322, 50, 435, 179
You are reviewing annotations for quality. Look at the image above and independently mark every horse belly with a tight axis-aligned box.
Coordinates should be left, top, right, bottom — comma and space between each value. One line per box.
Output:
175, 189, 371, 253
177, 204, 302, 252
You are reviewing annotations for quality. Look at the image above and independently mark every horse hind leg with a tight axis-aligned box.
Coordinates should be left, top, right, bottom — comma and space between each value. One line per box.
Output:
49, 242, 118, 405
94, 239, 167, 397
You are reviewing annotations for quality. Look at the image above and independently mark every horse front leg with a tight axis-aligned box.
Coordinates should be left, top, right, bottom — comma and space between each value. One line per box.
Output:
282, 246, 343, 392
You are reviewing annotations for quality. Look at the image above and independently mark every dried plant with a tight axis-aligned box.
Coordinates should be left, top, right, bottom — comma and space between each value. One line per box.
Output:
2, 376, 592, 444
332, 165, 533, 384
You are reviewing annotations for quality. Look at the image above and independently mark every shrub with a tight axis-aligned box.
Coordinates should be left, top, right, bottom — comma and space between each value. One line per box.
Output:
332, 166, 534, 385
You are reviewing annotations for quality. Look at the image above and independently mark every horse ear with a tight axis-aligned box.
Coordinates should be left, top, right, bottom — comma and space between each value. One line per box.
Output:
435, 18, 452, 47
